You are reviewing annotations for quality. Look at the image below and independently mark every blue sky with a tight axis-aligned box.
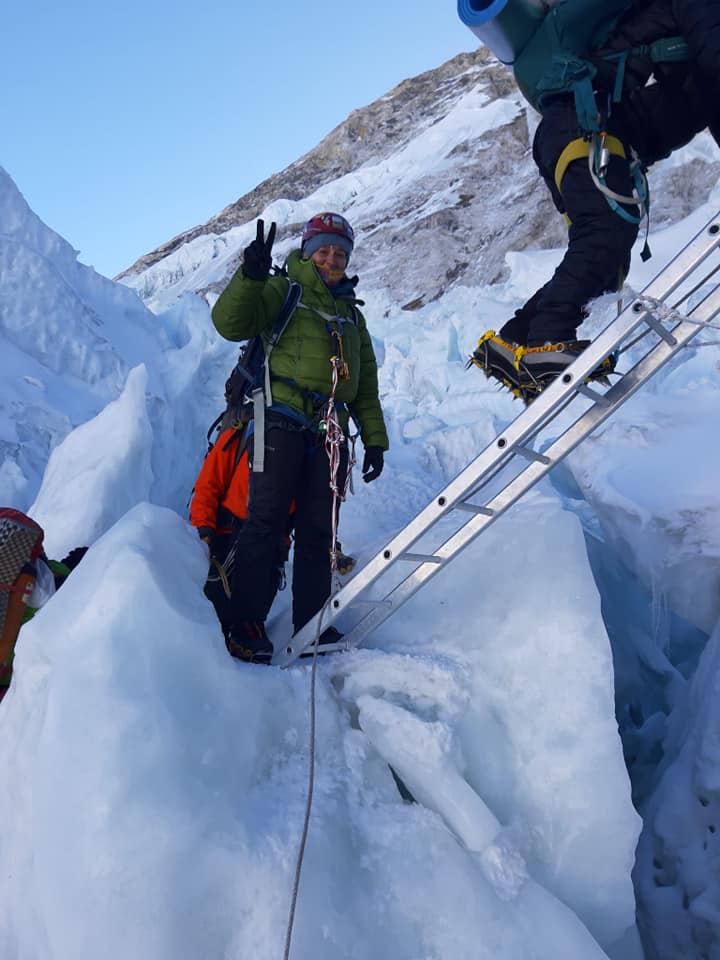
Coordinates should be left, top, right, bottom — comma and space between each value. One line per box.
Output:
3, 0, 475, 278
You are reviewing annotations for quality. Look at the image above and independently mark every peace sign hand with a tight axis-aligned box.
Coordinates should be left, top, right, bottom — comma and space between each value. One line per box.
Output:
242, 219, 277, 281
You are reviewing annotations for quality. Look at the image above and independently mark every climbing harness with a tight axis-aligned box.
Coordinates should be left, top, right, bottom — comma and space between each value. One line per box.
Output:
553, 134, 651, 258
587, 134, 649, 229
554, 134, 624, 197
558, 36, 692, 251
267, 303, 357, 430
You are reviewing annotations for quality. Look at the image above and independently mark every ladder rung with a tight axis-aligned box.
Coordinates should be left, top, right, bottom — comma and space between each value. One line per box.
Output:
454, 501, 495, 516
643, 311, 679, 345
514, 444, 551, 464
576, 383, 612, 406
348, 598, 393, 608
399, 552, 444, 565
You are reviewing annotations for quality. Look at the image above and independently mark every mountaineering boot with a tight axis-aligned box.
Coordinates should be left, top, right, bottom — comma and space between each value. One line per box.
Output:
519, 340, 617, 391
334, 542, 356, 576
469, 332, 534, 398
470, 332, 616, 399
226, 620, 274, 665
299, 625, 345, 659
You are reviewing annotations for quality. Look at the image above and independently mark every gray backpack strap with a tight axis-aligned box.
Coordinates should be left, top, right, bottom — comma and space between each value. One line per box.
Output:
252, 280, 302, 473
252, 388, 267, 473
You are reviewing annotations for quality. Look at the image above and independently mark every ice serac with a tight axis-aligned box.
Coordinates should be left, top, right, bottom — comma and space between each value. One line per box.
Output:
0, 166, 158, 508
0, 166, 158, 387
29, 365, 154, 558
0, 166, 235, 513
335, 495, 642, 954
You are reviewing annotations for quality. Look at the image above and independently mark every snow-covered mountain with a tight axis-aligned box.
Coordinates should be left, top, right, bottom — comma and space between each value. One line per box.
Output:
2, 47, 720, 960
119, 49, 720, 313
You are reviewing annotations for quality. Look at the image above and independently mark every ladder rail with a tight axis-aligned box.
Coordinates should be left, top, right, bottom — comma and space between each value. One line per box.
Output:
273, 215, 720, 666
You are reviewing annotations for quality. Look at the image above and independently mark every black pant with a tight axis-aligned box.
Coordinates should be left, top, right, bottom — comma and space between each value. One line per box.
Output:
229, 415, 347, 633
205, 526, 291, 638
500, 98, 638, 346
204, 530, 235, 636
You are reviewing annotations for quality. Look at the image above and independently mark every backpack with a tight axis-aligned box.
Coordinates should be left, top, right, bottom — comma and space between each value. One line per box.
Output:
460, 0, 688, 134
206, 278, 303, 450
0, 508, 45, 692
511, 0, 637, 132
476, 0, 689, 241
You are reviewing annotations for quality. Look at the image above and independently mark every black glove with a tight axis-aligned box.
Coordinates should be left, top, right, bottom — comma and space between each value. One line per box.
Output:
197, 526, 214, 543
362, 446, 384, 483
242, 219, 276, 281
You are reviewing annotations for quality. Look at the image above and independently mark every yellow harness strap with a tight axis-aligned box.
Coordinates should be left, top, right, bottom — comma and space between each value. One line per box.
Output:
554, 136, 627, 225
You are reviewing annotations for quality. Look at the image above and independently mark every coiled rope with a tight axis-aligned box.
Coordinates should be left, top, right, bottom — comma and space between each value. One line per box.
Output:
208, 555, 232, 598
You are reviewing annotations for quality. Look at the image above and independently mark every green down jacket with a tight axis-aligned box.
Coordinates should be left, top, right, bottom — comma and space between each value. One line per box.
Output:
212, 249, 389, 450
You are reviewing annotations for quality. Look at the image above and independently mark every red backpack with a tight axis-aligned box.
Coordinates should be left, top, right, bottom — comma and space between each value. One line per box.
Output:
0, 508, 45, 699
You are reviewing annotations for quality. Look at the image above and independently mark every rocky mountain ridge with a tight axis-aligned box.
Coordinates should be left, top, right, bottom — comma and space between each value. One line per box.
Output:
117, 50, 501, 274
119, 45, 720, 318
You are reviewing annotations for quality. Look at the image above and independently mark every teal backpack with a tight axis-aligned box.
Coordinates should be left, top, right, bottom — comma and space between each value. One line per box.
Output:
459, 0, 689, 134
513, 0, 689, 133
459, 0, 689, 239
511, 0, 635, 131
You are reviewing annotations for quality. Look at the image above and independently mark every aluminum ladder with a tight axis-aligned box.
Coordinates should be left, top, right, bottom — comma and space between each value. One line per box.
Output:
273, 212, 720, 667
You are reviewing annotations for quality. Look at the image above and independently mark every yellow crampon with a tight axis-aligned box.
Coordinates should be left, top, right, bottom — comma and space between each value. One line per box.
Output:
468, 330, 540, 402
467, 329, 496, 369
517, 341, 616, 391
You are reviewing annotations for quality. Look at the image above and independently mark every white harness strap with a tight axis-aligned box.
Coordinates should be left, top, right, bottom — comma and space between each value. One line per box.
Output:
252, 387, 266, 473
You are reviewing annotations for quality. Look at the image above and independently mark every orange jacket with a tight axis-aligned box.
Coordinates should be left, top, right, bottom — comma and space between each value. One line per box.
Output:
190, 428, 251, 535
190, 427, 296, 536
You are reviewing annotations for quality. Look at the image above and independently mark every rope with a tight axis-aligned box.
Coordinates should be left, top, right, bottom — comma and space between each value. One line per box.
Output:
206, 538, 239, 596
282, 355, 355, 960
618, 288, 720, 356
282, 602, 326, 960
324, 361, 355, 576
208, 556, 232, 598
